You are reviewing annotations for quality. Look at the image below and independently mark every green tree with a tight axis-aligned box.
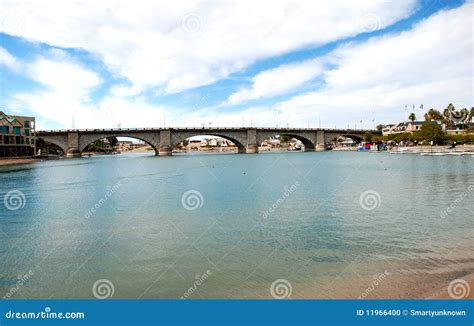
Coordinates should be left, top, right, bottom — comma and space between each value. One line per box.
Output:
419, 122, 446, 144
460, 108, 469, 127
106, 136, 118, 147
408, 113, 416, 122
426, 108, 444, 123
279, 135, 291, 143
443, 106, 451, 128
376, 124, 384, 131
364, 132, 373, 143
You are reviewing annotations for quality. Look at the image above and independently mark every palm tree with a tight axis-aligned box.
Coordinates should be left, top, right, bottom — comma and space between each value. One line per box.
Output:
408, 113, 416, 122
443, 107, 451, 128
427, 108, 444, 123
460, 108, 469, 128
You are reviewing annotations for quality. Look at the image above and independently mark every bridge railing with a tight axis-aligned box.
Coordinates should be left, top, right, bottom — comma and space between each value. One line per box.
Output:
36, 127, 377, 133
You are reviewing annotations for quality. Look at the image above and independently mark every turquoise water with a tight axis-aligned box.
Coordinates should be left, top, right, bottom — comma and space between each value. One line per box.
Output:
0, 152, 473, 299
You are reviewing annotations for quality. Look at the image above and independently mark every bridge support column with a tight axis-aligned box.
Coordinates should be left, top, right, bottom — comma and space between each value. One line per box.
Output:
316, 130, 327, 151
66, 132, 81, 158
159, 130, 172, 156
246, 129, 258, 154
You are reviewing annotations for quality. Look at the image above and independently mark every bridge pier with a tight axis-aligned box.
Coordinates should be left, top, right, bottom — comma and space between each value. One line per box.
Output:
316, 130, 327, 151
66, 132, 81, 158
246, 144, 258, 154
159, 130, 172, 156
66, 148, 81, 158
315, 144, 326, 151
158, 145, 172, 156
246, 129, 258, 154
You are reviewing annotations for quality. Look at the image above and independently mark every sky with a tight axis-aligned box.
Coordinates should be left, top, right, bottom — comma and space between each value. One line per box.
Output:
0, 0, 472, 130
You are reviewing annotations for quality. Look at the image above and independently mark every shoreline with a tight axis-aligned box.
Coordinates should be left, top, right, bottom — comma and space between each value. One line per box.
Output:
388, 144, 474, 154
299, 271, 474, 300
0, 158, 44, 167
426, 272, 474, 299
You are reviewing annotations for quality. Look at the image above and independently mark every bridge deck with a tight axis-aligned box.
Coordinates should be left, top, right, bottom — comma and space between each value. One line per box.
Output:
37, 127, 378, 134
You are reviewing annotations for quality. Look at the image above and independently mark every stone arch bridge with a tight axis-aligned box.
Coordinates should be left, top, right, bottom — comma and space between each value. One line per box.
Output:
36, 127, 379, 158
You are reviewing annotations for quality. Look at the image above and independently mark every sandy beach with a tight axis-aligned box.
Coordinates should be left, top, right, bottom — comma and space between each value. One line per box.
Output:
427, 272, 474, 299
295, 270, 474, 299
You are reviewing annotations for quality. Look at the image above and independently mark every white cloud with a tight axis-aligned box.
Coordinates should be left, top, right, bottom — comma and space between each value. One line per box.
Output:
0, 0, 417, 95
227, 59, 324, 105
212, 2, 472, 128
3, 1, 471, 130
0, 46, 21, 71
8, 52, 101, 128
27, 51, 102, 99
4, 49, 172, 129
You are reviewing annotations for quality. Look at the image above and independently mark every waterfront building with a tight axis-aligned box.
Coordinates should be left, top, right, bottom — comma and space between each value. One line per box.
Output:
382, 121, 433, 136
0, 111, 36, 157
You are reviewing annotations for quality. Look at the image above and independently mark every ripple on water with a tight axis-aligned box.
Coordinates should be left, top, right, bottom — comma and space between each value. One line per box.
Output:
0, 152, 473, 298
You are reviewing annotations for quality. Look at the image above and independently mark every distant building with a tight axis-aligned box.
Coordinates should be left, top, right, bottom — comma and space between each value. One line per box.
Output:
186, 137, 235, 150
187, 140, 202, 150
446, 126, 474, 136
339, 138, 357, 148
116, 140, 133, 152
0, 111, 36, 157
382, 121, 430, 136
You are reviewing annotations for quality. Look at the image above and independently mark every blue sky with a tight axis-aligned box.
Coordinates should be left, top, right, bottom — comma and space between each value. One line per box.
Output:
0, 0, 472, 130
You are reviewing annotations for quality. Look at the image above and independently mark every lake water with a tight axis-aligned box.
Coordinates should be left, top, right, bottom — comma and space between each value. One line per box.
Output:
0, 151, 473, 299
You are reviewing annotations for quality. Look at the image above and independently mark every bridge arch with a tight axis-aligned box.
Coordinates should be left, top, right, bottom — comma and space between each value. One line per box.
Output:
79, 134, 159, 156
280, 133, 316, 151
172, 132, 247, 154
340, 134, 363, 143
36, 136, 68, 155
256, 132, 316, 152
